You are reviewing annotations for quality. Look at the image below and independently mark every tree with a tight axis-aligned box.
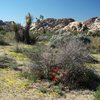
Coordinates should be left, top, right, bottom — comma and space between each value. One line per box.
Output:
36, 15, 46, 34
40, 15, 44, 20
24, 13, 32, 44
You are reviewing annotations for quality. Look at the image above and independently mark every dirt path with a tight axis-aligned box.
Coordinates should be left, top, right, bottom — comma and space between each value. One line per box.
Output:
0, 45, 97, 100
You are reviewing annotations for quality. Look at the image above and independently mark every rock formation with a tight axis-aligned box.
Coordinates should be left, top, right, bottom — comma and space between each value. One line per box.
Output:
63, 21, 88, 32
0, 17, 100, 34
30, 18, 75, 32
30, 17, 100, 33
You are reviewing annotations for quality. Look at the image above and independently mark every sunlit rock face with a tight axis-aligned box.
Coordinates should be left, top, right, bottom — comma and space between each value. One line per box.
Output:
30, 18, 75, 32
89, 18, 100, 31
84, 17, 100, 31
62, 21, 88, 32
30, 17, 100, 33
83, 17, 97, 28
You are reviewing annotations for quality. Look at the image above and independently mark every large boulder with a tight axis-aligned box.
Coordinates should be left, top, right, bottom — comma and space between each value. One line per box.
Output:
83, 17, 97, 28
89, 18, 100, 31
84, 17, 100, 31
63, 21, 88, 32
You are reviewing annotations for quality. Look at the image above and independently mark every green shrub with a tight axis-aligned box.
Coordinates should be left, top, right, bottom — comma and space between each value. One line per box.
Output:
0, 34, 9, 45
90, 37, 100, 53
50, 32, 91, 48
0, 57, 17, 69
95, 86, 100, 100
0, 30, 7, 35
88, 30, 100, 37
20, 71, 38, 82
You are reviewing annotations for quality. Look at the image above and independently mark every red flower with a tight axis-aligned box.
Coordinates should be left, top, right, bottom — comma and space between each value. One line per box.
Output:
52, 75, 59, 81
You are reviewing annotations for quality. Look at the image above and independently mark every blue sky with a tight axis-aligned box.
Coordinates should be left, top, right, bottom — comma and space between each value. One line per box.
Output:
0, 0, 100, 25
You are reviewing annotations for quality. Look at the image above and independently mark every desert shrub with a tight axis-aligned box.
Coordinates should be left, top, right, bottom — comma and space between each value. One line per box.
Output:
20, 71, 38, 82
0, 27, 3, 31
50, 32, 72, 48
24, 45, 49, 78
0, 34, 9, 45
88, 30, 100, 37
61, 66, 100, 90
0, 56, 17, 69
29, 31, 39, 44
0, 30, 7, 35
95, 86, 100, 100
0, 29, 15, 45
18, 33, 100, 89
49, 38, 99, 89
77, 34, 91, 44
50, 32, 91, 48
41, 35, 100, 89
90, 37, 100, 53
37, 31, 54, 41
4, 32, 15, 43
29, 30, 53, 44
94, 30, 100, 37
13, 43, 48, 79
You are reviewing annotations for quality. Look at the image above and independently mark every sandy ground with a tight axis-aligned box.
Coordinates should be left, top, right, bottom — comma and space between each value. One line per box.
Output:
0, 45, 99, 100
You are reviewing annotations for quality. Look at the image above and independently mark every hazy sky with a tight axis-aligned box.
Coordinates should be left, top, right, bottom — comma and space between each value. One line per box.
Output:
0, 0, 100, 25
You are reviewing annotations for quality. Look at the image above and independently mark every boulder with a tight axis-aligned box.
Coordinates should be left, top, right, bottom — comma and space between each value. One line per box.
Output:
83, 17, 98, 28
83, 17, 100, 31
63, 21, 88, 32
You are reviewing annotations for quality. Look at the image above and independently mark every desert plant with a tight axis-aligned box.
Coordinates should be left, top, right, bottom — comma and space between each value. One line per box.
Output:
95, 86, 100, 100
90, 36, 100, 53
11, 21, 21, 42
50, 32, 91, 48
20, 71, 38, 82
0, 30, 7, 35
19, 32, 100, 89
40, 35, 100, 89
89, 30, 100, 37
0, 34, 9, 45
77, 34, 91, 44
24, 13, 32, 44
0, 56, 17, 69
50, 36, 99, 89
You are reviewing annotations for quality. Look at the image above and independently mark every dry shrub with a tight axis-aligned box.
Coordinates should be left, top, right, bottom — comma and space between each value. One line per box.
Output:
24, 34, 100, 90
42, 38, 100, 89
90, 37, 100, 53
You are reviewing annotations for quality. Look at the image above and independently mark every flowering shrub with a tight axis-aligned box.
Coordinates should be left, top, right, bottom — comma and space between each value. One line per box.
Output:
25, 33, 100, 90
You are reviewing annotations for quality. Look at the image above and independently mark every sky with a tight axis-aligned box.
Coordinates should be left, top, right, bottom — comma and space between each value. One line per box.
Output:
0, 0, 100, 25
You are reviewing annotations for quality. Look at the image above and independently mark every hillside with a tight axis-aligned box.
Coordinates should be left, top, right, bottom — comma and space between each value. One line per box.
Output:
30, 17, 100, 33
